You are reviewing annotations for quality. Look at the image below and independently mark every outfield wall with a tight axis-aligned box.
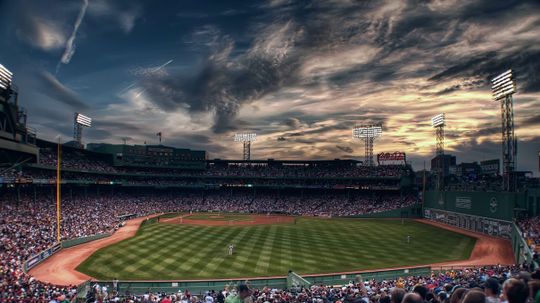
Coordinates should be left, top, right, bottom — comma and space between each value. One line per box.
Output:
424, 190, 524, 221
423, 189, 538, 269
423, 208, 513, 239
91, 267, 431, 295
62, 233, 111, 248
24, 233, 112, 272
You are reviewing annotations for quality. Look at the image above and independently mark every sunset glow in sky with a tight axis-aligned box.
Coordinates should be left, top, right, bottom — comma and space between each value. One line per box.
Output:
0, 0, 539, 172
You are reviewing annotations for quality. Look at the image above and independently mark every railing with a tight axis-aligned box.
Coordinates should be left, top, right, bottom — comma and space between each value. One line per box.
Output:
88, 267, 431, 296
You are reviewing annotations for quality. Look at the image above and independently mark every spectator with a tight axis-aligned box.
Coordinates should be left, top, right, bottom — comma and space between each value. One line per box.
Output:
503, 278, 528, 303
462, 291, 485, 303
391, 288, 406, 303
403, 293, 424, 303
449, 288, 468, 303
484, 278, 501, 303
225, 284, 251, 303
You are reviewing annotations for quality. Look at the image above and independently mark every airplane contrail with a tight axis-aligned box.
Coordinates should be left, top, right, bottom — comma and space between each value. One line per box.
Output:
151, 59, 174, 73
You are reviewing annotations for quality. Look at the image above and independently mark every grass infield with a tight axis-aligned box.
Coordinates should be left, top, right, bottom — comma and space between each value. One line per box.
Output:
77, 216, 476, 280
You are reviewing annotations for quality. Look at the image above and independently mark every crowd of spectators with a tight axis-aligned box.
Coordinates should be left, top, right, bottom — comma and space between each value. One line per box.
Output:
35, 148, 409, 179
39, 148, 116, 173
517, 216, 540, 254
444, 175, 503, 192
85, 266, 540, 303
0, 191, 193, 302
1, 168, 404, 190
0, 189, 417, 302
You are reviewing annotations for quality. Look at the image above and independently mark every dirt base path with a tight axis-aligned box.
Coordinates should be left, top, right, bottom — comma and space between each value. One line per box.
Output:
162, 214, 295, 226
417, 219, 515, 268
28, 214, 161, 286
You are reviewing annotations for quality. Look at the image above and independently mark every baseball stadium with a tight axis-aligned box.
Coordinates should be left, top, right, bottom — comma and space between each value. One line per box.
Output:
1, 75, 539, 302
2, 1, 540, 303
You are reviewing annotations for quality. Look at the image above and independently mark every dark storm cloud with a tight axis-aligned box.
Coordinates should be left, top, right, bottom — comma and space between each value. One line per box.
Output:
287, 120, 356, 137
336, 145, 353, 153
92, 120, 144, 132
283, 117, 302, 129
135, 0, 540, 140
36, 71, 89, 110
139, 22, 302, 134
521, 115, 540, 127
463, 127, 501, 138
429, 51, 540, 93
86, 128, 113, 140
137, 1, 396, 133
433, 79, 486, 96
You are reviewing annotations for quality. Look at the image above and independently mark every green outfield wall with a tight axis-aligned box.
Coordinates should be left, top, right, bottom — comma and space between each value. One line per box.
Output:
424, 190, 526, 221
62, 233, 111, 248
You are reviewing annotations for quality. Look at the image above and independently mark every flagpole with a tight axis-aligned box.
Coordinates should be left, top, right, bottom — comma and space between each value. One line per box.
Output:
56, 138, 61, 242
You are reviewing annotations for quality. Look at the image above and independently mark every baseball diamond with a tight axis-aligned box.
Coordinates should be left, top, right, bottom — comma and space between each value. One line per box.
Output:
76, 215, 476, 280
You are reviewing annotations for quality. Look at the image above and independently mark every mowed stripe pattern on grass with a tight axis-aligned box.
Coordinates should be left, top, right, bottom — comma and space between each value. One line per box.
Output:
76, 218, 476, 280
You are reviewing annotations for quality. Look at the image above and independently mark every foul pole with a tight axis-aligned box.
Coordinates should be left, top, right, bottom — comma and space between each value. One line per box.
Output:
56, 139, 61, 242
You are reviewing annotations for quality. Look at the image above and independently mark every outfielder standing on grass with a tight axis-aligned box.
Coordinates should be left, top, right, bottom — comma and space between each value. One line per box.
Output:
228, 243, 234, 255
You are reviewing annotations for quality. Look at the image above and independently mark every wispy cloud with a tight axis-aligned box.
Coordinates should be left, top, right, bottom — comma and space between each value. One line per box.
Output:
86, 0, 141, 33
36, 71, 89, 110
14, 1, 67, 52
16, 18, 66, 51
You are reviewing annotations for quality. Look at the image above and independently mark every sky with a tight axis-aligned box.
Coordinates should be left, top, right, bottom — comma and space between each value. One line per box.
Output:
0, 0, 539, 173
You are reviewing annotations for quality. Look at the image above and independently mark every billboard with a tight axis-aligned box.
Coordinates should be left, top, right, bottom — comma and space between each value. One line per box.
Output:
481, 159, 500, 175
377, 152, 406, 165
24, 242, 62, 271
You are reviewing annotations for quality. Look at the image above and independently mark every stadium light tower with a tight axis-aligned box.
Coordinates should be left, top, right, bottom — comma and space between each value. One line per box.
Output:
491, 69, 517, 192
352, 125, 382, 167
0, 63, 13, 93
234, 133, 256, 160
73, 113, 92, 147
431, 113, 445, 190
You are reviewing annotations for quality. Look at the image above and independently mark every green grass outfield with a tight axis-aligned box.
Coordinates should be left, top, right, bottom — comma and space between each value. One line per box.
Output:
77, 217, 476, 280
